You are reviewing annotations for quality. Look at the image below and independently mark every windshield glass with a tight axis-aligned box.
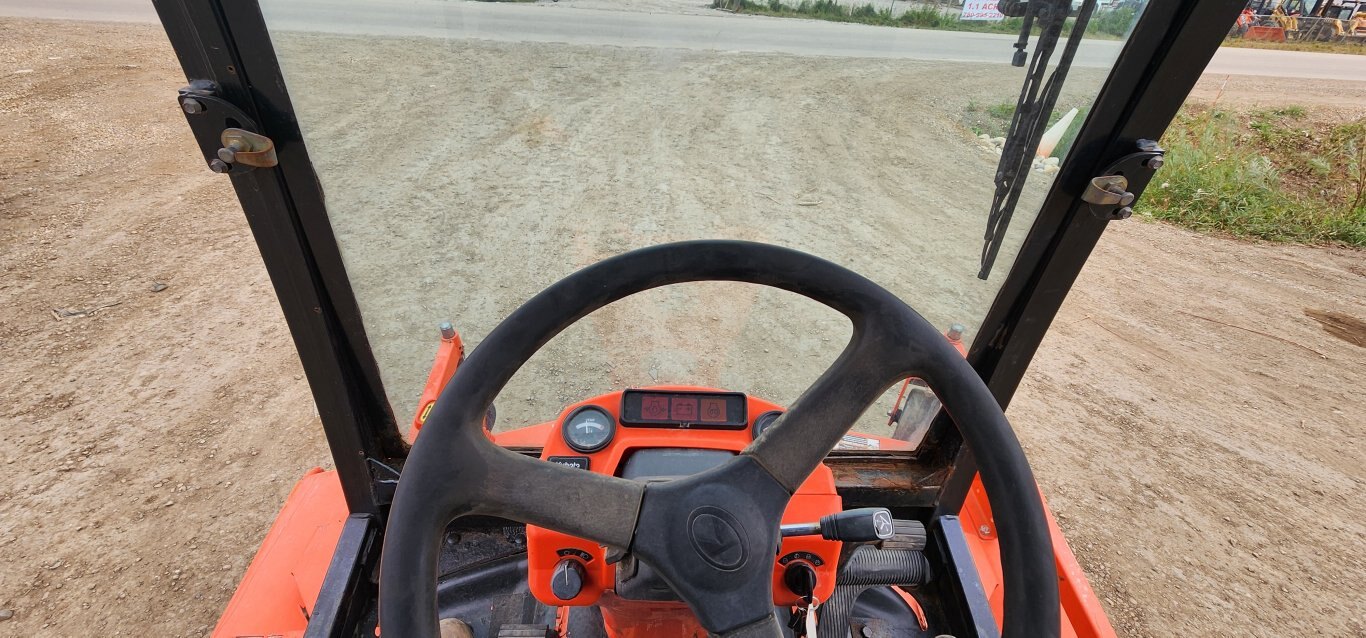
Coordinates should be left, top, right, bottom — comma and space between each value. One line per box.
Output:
258, 0, 1145, 442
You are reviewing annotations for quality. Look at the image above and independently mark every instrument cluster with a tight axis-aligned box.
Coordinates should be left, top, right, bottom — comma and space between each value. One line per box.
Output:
526, 387, 841, 609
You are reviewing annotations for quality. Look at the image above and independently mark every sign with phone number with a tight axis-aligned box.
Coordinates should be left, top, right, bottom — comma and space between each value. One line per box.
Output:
961, 0, 1005, 20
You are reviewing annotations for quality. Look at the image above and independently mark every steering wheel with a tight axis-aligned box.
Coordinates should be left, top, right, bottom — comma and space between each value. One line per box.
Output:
379, 241, 1059, 637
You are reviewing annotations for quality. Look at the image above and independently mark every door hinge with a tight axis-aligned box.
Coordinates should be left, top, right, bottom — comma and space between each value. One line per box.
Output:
176, 79, 278, 174
1082, 139, 1164, 221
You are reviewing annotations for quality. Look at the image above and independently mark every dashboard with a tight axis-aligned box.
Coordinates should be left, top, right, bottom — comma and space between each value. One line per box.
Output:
525, 386, 842, 609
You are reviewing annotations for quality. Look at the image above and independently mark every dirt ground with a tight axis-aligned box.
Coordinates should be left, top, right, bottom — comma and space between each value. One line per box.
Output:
268, 30, 1111, 433
1, 17, 1364, 638
1188, 72, 1366, 110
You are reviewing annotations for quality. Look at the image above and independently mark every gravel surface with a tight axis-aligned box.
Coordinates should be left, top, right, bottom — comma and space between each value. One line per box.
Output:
268, 30, 1103, 433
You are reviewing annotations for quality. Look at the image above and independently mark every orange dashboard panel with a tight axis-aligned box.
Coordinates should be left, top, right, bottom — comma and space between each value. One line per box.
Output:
524, 387, 844, 609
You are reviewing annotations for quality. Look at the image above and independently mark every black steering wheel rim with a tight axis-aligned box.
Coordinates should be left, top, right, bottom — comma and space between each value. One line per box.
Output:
379, 240, 1059, 637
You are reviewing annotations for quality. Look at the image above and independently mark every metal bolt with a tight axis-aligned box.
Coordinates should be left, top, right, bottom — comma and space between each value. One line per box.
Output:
208, 159, 231, 173
978, 524, 991, 536
439, 322, 456, 340
1114, 206, 1134, 220
1146, 156, 1165, 170
217, 145, 238, 164
181, 98, 204, 114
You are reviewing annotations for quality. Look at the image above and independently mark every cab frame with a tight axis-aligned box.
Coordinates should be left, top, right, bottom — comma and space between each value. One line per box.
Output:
149, 1, 1245, 635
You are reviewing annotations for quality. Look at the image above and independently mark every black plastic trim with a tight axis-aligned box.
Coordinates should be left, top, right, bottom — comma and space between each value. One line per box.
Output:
932, 515, 1000, 638
303, 514, 379, 638
546, 455, 591, 470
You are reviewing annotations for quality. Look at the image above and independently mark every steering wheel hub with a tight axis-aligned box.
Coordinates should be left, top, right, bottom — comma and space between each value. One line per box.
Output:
688, 507, 747, 571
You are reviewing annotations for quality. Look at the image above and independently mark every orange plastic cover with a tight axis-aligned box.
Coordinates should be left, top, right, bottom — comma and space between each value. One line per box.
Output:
212, 468, 348, 638
957, 476, 1118, 638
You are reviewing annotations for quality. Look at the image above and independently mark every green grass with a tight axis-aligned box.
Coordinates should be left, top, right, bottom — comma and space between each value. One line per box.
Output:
1141, 107, 1366, 246
714, 0, 1135, 39
986, 102, 1015, 120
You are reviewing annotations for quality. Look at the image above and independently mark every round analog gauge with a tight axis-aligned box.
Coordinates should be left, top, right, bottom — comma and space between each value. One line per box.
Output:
562, 406, 616, 453
752, 410, 784, 439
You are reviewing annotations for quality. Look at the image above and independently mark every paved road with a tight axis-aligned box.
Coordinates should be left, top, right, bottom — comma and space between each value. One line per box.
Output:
3, 0, 1365, 80
1202, 45, 1366, 82
0, 0, 155, 23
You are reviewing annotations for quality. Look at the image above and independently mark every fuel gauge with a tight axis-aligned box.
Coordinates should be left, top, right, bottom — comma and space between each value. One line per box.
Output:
562, 406, 616, 453
752, 410, 784, 439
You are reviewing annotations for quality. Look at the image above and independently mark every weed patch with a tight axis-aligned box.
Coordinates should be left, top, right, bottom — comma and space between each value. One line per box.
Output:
1141, 107, 1366, 246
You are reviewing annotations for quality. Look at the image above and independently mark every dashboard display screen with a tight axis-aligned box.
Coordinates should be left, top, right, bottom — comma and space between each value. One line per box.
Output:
620, 390, 747, 428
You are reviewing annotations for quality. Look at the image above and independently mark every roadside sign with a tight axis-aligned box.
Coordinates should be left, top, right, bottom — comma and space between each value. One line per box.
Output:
962, 1, 1005, 20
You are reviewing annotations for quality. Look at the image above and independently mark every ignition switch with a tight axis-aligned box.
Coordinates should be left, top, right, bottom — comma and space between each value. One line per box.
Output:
551, 558, 586, 601
783, 561, 818, 600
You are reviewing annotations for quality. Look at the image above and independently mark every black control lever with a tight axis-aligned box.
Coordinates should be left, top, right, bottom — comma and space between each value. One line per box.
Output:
781, 507, 896, 543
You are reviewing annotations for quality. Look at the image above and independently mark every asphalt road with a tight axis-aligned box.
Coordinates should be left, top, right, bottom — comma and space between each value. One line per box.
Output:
3, 0, 1365, 80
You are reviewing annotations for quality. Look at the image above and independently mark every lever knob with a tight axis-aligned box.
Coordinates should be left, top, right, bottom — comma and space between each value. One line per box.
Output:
819, 507, 896, 542
551, 559, 586, 601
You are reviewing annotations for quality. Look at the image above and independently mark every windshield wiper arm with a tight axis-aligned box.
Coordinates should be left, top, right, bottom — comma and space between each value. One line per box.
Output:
978, 0, 1098, 281
996, 0, 1034, 66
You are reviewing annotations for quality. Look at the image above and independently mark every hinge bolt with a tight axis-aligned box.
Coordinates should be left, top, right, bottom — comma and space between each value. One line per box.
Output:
1145, 156, 1164, 170
181, 98, 204, 114
1114, 206, 1134, 220
215, 141, 245, 163
208, 159, 231, 173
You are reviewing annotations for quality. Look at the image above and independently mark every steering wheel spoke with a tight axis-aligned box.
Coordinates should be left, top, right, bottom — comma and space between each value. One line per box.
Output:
746, 334, 920, 492
475, 445, 643, 549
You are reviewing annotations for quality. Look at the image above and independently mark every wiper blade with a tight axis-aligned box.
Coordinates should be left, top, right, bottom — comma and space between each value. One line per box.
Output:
978, 0, 1098, 281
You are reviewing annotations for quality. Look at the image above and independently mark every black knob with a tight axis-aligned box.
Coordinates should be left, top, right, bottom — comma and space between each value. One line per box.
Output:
783, 562, 817, 599
551, 559, 586, 601
819, 507, 896, 542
